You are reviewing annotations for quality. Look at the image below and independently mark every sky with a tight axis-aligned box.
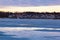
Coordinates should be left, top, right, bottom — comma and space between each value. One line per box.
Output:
0, 0, 60, 12
0, 6, 60, 12
0, 0, 60, 6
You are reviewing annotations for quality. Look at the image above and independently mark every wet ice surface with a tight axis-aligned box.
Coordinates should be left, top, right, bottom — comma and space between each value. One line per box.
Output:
0, 30, 60, 40
0, 19, 60, 28
0, 19, 60, 40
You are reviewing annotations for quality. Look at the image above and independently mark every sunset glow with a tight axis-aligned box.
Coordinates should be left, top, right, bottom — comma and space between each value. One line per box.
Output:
0, 5, 60, 12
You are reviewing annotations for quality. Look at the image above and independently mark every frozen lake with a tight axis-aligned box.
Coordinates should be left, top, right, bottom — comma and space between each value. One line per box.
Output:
0, 19, 60, 28
0, 30, 60, 40
0, 19, 60, 40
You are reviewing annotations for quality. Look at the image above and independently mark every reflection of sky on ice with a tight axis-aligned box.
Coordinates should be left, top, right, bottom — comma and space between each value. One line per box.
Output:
0, 28, 60, 40
1, 19, 60, 28
0, 19, 60, 40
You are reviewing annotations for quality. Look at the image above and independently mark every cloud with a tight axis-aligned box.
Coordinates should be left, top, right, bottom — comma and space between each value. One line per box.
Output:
0, 0, 60, 6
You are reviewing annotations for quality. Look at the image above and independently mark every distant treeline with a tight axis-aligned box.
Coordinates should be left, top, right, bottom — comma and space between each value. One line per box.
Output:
0, 11, 60, 19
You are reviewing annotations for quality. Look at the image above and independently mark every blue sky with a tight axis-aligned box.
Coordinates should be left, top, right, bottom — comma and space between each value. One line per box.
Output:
0, 0, 60, 6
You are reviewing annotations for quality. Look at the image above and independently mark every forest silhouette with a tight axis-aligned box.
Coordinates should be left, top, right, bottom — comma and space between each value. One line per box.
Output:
0, 11, 60, 19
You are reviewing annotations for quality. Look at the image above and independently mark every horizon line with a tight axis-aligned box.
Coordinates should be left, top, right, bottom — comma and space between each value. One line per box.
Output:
0, 5, 60, 12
